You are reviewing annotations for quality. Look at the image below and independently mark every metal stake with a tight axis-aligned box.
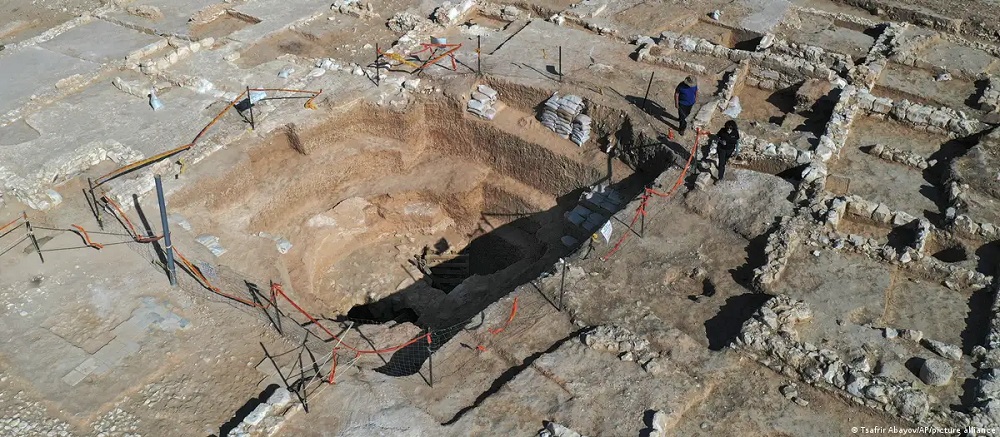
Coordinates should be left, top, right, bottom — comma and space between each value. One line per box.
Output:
154, 175, 177, 287
477, 36, 482, 75
270, 281, 282, 334
427, 343, 434, 388
246, 86, 255, 130
24, 212, 43, 263
558, 46, 563, 82
559, 258, 567, 311
88, 178, 103, 230
642, 71, 655, 112
375, 43, 380, 87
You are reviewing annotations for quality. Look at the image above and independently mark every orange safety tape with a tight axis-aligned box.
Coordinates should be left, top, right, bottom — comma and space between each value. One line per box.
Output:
172, 247, 263, 308
70, 225, 104, 250
189, 89, 250, 145
95, 88, 322, 187
418, 45, 462, 72
476, 345, 487, 352
488, 296, 519, 335
101, 196, 163, 243
601, 129, 704, 261
0, 216, 22, 234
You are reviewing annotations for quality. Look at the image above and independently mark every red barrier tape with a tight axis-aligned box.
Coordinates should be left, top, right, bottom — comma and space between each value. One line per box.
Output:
601, 129, 706, 261
102, 196, 163, 243
488, 296, 519, 335
70, 225, 104, 250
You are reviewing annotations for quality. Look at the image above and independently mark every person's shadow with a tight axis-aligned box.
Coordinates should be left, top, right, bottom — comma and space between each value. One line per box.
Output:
624, 95, 678, 130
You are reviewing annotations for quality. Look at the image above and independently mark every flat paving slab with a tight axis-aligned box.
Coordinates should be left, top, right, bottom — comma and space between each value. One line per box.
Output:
39, 19, 162, 63
102, 0, 223, 38
2, 81, 220, 180
0, 46, 99, 116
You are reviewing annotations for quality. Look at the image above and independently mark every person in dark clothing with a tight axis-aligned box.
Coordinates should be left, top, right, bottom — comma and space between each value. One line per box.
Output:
674, 76, 698, 135
715, 120, 740, 183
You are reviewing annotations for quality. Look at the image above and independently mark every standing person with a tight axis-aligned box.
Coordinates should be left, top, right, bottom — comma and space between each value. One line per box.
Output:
674, 76, 698, 135
715, 120, 740, 183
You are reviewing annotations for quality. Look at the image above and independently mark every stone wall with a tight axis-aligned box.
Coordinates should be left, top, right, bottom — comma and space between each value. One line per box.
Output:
733, 295, 954, 426
752, 216, 806, 291
854, 90, 983, 137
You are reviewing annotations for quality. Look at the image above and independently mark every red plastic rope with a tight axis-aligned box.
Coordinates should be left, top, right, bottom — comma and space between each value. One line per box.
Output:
602, 129, 705, 261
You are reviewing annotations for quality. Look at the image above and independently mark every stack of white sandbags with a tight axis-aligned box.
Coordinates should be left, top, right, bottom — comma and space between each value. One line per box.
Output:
468, 84, 500, 120
539, 93, 591, 146
571, 114, 591, 146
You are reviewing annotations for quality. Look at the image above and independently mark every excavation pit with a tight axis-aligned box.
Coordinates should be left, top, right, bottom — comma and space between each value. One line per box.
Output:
169, 97, 645, 329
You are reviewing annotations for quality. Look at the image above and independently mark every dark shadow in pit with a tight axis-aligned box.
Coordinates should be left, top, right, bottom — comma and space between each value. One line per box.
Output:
349, 168, 657, 378
954, 376, 981, 412
961, 286, 993, 354
704, 293, 772, 350
765, 85, 799, 125
887, 224, 916, 254
638, 409, 660, 437
932, 245, 969, 263
903, 357, 926, 380
966, 78, 991, 110
922, 128, 993, 226
975, 241, 1000, 277
729, 224, 778, 290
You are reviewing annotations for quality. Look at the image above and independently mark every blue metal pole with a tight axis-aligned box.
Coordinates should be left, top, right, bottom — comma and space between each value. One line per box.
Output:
154, 174, 177, 287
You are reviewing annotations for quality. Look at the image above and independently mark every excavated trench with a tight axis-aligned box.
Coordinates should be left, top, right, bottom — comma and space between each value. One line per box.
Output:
171, 88, 660, 334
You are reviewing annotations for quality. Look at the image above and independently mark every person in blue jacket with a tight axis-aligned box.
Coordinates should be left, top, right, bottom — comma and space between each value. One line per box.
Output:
674, 76, 698, 135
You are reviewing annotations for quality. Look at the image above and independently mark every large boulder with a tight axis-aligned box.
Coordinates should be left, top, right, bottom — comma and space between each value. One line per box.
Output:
919, 358, 953, 386
684, 169, 795, 239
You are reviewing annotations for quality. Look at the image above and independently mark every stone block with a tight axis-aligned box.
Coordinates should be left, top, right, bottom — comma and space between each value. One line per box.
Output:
872, 204, 892, 223
872, 97, 893, 114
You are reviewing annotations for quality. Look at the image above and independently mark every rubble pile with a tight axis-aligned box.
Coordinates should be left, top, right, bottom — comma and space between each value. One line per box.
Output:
432, 0, 476, 25
331, 0, 377, 19
979, 76, 1000, 113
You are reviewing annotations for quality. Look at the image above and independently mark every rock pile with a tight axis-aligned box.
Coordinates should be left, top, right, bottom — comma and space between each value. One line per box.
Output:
539, 94, 591, 145
580, 325, 664, 374
432, 0, 476, 25
980, 76, 1000, 113
539, 421, 587, 437
387, 12, 424, 32
752, 217, 804, 290
331, 0, 376, 19
855, 91, 983, 137
467, 84, 500, 120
